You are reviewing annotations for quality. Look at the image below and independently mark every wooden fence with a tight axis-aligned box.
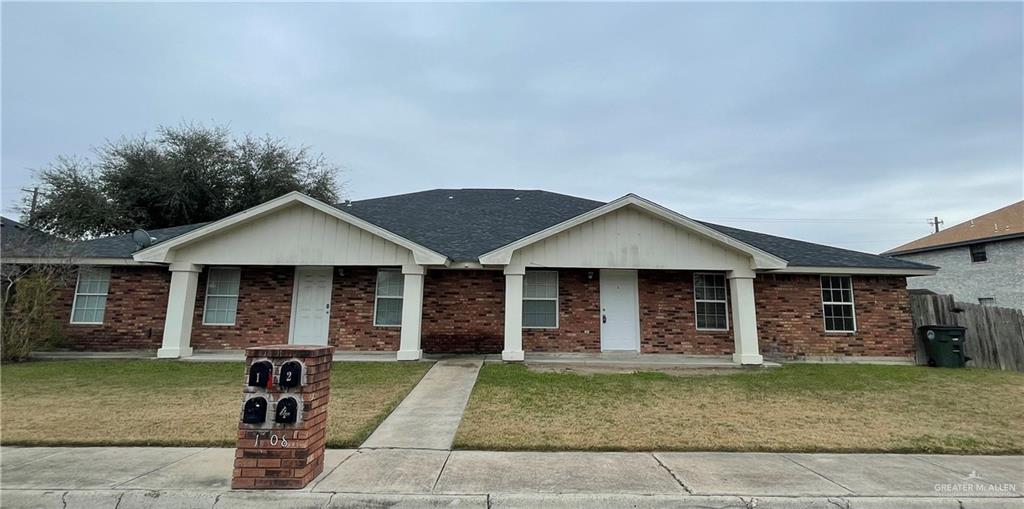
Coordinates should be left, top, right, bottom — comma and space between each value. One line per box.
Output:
910, 293, 1024, 372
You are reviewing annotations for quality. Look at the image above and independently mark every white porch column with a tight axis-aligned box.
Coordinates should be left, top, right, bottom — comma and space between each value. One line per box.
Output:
157, 262, 203, 359
397, 264, 426, 361
728, 273, 764, 365
502, 266, 525, 362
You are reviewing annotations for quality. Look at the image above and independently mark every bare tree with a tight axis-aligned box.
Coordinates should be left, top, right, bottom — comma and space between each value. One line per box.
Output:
1, 223, 79, 361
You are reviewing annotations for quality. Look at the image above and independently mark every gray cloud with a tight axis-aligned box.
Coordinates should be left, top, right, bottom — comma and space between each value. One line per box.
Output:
2, 2, 1021, 253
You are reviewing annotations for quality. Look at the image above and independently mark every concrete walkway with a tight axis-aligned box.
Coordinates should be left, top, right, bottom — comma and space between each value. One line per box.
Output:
1, 447, 1021, 508
28, 350, 412, 363
361, 358, 483, 450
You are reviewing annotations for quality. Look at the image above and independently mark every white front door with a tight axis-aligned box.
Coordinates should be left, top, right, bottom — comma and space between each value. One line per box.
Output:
600, 270, 640, 351
289, 267, 333, 345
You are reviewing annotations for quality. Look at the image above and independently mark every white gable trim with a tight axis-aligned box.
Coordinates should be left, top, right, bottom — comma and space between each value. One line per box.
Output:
2, 256, 148, 266
132, 192, 449, 265
770, 266, 937, 276
478, 194, 789, 269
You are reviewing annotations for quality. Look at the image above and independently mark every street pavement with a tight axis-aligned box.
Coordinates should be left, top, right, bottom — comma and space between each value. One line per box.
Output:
2, 446, 1021, 508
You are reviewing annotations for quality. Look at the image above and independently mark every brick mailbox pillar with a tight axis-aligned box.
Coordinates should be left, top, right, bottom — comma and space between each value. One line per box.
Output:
232, 345, 334, 489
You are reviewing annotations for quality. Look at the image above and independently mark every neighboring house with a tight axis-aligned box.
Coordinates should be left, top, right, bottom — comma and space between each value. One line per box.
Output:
0, 216, 67, 257
1, 189, 936, 364
884, 201, 1024, 310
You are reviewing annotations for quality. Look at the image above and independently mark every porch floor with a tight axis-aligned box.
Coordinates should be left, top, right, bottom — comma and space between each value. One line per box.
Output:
30, 350, 777, 369
506, 352, 780, 371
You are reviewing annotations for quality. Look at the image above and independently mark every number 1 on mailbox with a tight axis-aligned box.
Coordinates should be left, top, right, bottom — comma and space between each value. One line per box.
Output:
248, 360, 273, 388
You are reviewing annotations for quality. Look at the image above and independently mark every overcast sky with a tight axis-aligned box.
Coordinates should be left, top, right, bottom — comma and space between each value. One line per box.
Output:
2, 2, 1021, 254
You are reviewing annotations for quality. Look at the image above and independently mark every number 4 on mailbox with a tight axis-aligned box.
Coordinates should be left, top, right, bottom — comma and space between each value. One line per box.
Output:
275, 397, 299, 424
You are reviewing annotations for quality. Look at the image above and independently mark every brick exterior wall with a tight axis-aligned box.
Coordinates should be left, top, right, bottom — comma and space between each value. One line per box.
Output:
331, 267, 400, 351
421, 270, 505, 353
755, 274, 914, 358
638, 270, 733, 354
523, 269, 601, 352
191, 267, 294, 349
54, 265, 913, 359
57, 266, 169, 350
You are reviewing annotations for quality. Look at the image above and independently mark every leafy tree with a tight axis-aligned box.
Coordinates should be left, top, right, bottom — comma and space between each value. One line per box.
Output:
25, 123, 342, 238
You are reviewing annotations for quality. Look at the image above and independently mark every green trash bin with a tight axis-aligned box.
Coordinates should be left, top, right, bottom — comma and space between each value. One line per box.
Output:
918, 325, 969, 368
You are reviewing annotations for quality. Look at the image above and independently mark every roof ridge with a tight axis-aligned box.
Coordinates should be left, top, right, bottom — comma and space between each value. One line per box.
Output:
342, 188, 606, 207
885, 200, 1024, 254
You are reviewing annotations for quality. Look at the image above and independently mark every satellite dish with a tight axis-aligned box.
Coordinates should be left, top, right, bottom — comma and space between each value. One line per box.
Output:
132, 229, 156, 249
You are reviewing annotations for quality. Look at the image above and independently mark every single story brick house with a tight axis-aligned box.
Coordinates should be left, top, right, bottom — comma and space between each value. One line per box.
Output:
2, 189, 937, 364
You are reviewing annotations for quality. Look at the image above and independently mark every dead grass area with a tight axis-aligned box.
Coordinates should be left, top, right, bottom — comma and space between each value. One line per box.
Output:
0, 360, 430, 447
454, 363, 1024, 454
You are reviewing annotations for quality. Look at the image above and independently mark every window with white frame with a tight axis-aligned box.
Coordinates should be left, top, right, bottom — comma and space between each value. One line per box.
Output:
523, 271, 558, 328
374, 269, 404, 326
694, 273, 728, 330
71, 267, 111, 324
821, 276, 856, 332
203, 267, 241, 325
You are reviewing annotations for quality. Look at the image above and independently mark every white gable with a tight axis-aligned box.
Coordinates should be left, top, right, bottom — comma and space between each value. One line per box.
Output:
133, 192, 448, 266
169, 203, 414, 265
509, 204, 755, 272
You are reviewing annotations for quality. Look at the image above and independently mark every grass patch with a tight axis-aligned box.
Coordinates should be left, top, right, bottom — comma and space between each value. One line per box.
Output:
454, 363, 1024, 454
0, 360, 431, 447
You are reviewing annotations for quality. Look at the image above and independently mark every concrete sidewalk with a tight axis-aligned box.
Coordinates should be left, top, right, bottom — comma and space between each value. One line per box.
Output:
1, 447, 1021, 508
361, 358, 482, 450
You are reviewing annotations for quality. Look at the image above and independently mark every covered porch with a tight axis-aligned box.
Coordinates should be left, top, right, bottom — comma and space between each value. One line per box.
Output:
129, 193, 448, 360
132, 193, 788, 366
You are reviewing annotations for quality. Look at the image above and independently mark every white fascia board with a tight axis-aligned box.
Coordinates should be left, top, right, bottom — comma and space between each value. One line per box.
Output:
478, 194, 789, 269
1, 256, 150, 266
770, 266, 938, 277
133, 191, 448, 266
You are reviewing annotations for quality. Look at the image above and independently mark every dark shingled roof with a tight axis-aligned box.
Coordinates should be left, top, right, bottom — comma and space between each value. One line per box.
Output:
74, 223, 210, 258
1, 217, 207, 259
1, 217, 68, 257
342, 189, 605, 262
1, 190, 937, 272
697, 221, 935, 270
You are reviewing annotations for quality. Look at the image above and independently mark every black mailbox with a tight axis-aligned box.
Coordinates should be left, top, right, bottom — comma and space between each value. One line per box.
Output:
279, 360, 303, 389
275, 397, 299, 424
242, 397, 268, 424
248, 360, 273, 388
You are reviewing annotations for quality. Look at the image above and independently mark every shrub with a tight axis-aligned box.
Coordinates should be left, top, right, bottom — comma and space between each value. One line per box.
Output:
2, 271, 65, 362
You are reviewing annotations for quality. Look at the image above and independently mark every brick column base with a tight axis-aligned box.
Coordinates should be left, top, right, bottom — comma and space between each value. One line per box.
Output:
232, 345, 334, 489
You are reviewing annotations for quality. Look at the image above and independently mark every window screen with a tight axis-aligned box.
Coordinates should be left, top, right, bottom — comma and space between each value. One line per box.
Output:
203, 267, 241, 325
374, 269, 404, 326
71, 267, 111, 324
523, 271, 558, 328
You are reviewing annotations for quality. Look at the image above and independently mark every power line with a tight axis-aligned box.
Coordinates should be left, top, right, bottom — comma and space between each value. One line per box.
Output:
699, 216, 927, 225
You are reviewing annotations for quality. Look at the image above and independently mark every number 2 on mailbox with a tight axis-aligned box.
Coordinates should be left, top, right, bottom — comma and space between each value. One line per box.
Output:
279, 360, 303, 389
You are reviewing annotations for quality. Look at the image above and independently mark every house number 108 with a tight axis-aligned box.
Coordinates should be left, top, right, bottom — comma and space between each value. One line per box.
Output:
254, 432, 289, 448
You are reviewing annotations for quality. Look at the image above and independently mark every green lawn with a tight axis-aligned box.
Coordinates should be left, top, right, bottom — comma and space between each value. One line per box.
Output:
0, 360, 431, 447
454, 364, 1024, 454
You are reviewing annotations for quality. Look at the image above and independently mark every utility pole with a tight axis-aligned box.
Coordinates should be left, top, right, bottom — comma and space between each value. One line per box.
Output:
22, 187, 39, 226
928, 216, 943, 233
